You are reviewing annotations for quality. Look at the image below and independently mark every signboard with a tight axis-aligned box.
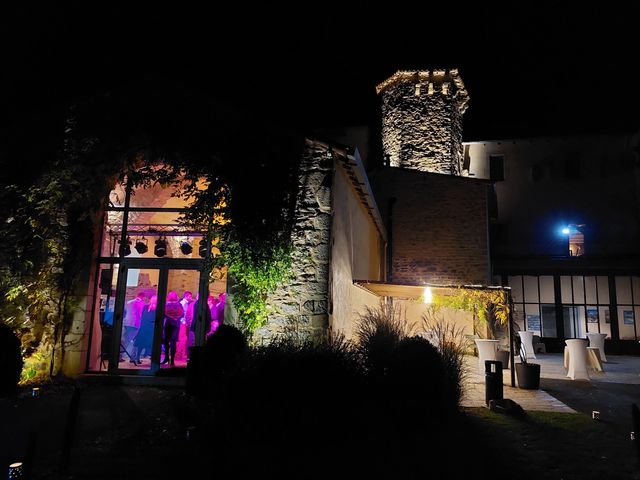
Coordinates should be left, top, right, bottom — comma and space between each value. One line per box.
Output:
526, 314, 541, 331
624, 310, 635, 325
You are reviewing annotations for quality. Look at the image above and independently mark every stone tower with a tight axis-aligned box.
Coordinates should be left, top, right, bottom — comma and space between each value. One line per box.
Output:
376, 69, 470, 175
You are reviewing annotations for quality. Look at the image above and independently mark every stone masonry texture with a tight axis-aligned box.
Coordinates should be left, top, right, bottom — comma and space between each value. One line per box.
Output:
258, 139, 333, 341
378, 70, 469, 175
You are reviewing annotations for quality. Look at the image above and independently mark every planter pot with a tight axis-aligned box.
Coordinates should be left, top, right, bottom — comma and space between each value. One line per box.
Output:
496, 350, 510, 369
515, 362, 540, 390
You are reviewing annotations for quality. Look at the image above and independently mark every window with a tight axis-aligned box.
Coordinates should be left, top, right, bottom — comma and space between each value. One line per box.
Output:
615, 276, 640, 340
508, 275, 556, 338
564, 224, 585, 257
561, 275, 610, 339
489, 155, 505, 181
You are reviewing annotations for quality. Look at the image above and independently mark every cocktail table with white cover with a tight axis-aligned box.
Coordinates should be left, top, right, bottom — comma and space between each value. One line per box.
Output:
518, 331, 537, 360
586, 332, 607, 362
474, 339, 499, 373
565, 338, 590, 380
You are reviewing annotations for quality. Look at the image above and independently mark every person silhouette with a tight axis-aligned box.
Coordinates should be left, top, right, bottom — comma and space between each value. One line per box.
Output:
162, 291, 184, 367
133, 294, 156, 364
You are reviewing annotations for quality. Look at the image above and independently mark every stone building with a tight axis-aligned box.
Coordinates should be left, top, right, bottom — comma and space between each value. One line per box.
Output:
65, 67, 640, 377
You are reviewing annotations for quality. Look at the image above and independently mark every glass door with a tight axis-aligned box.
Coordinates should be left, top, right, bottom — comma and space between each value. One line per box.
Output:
110, 264, 202, 373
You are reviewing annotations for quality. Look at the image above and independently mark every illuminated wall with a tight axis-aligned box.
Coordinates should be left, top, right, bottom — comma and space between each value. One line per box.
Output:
262, 140, 386, 341
377, 69, 469, 175
371, 167, 491, 286
329, 160, 385, 338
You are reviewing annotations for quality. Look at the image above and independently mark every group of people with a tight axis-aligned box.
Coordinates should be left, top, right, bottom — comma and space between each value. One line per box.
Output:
121, 289, 226, 367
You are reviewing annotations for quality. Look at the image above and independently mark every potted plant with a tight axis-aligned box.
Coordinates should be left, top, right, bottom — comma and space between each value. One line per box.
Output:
514, 335, 540, 389
495, 343, 511, 369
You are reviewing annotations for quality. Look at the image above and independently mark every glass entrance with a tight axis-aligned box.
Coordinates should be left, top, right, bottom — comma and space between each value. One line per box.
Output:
113, 265, 201, 372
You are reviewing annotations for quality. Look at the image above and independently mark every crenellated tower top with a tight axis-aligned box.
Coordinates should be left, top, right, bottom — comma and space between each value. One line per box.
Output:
377, 68, 470, 175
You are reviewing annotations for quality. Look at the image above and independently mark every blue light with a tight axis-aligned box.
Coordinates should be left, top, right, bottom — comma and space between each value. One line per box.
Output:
561, 227, 570, 235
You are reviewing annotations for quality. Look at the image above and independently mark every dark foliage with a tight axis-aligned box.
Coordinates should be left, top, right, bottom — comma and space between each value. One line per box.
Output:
187, 315, 467, 478
354, 302, 405, 377
0, 323, 23, 395
387, 336, 447, 417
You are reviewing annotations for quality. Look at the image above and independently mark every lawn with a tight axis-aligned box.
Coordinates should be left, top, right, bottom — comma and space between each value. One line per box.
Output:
9, 382, 638, 479
463, 407, 640, 480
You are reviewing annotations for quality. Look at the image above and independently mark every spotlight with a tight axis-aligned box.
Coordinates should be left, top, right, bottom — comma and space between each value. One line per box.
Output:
119, 236, 132, 257
198, 239, 209, 258
154, 236, 167, 257
180, 239, 193, 255
134, 237, 148, 255
562, 227, 570, 235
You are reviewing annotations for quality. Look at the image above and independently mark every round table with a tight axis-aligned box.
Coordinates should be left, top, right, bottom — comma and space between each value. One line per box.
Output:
586, 332, 607, 362
474, 339, 499, 373
565, 338, 590, 380
518, 331, 537, 360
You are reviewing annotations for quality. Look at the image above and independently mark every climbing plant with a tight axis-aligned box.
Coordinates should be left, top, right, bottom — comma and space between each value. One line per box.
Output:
430, 287, 510, 339
0, 86, 303, 376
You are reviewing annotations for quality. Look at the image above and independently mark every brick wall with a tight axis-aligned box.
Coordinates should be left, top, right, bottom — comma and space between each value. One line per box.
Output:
372, 167, 490, 285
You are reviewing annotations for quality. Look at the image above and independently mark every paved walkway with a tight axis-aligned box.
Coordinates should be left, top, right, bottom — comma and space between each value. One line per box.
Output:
461, 355, 577, 412
462, 353, 640, 413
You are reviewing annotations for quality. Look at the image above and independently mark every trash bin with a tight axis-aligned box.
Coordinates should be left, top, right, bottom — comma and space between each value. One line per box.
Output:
485, 360, 503, 406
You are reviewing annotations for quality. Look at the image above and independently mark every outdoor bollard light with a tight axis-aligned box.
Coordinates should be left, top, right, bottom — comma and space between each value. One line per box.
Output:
8, 462, 23, 479
592, 410, 600, 420
31, 387, 40, 398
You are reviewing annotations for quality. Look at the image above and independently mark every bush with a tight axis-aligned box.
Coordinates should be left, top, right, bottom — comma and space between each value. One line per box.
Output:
0, 323, 23, 395
354, 301, 407, 377
422, 309, 469, 412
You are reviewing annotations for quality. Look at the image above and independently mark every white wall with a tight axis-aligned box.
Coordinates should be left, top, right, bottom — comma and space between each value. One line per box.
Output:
330, 162, 384, 338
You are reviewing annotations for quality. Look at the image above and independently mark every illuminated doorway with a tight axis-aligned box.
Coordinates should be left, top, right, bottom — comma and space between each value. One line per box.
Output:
86, 175, 227, 374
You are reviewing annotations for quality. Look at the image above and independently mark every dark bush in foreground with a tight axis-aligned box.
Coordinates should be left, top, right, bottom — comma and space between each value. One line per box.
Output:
187, 309, 467, 478
0, 323, 22, 395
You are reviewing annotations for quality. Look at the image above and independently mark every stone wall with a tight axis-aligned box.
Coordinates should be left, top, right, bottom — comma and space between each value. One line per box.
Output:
378, 69, 469, 175
371, 167, 490, 286
259, 139, 333, 341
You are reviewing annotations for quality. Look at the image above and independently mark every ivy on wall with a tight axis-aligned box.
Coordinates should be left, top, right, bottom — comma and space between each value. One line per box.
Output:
430, 287, 511, 339
0, 88, 303, 376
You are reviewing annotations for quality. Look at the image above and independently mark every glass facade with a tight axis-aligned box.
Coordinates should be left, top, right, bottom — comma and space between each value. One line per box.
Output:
507, 274, 640, 343
87, 175, 227, 374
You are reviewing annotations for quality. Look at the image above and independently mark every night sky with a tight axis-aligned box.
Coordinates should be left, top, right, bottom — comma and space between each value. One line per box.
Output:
2, 3, 639, 174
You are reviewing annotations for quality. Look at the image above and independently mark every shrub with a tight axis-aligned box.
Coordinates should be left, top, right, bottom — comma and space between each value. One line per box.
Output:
422, 309, 469, 412
354, 301, 407, 377
0, 323, 23, 395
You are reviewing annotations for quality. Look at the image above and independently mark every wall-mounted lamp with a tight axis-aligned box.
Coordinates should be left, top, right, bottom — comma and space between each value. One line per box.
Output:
423, 286, 433, 304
